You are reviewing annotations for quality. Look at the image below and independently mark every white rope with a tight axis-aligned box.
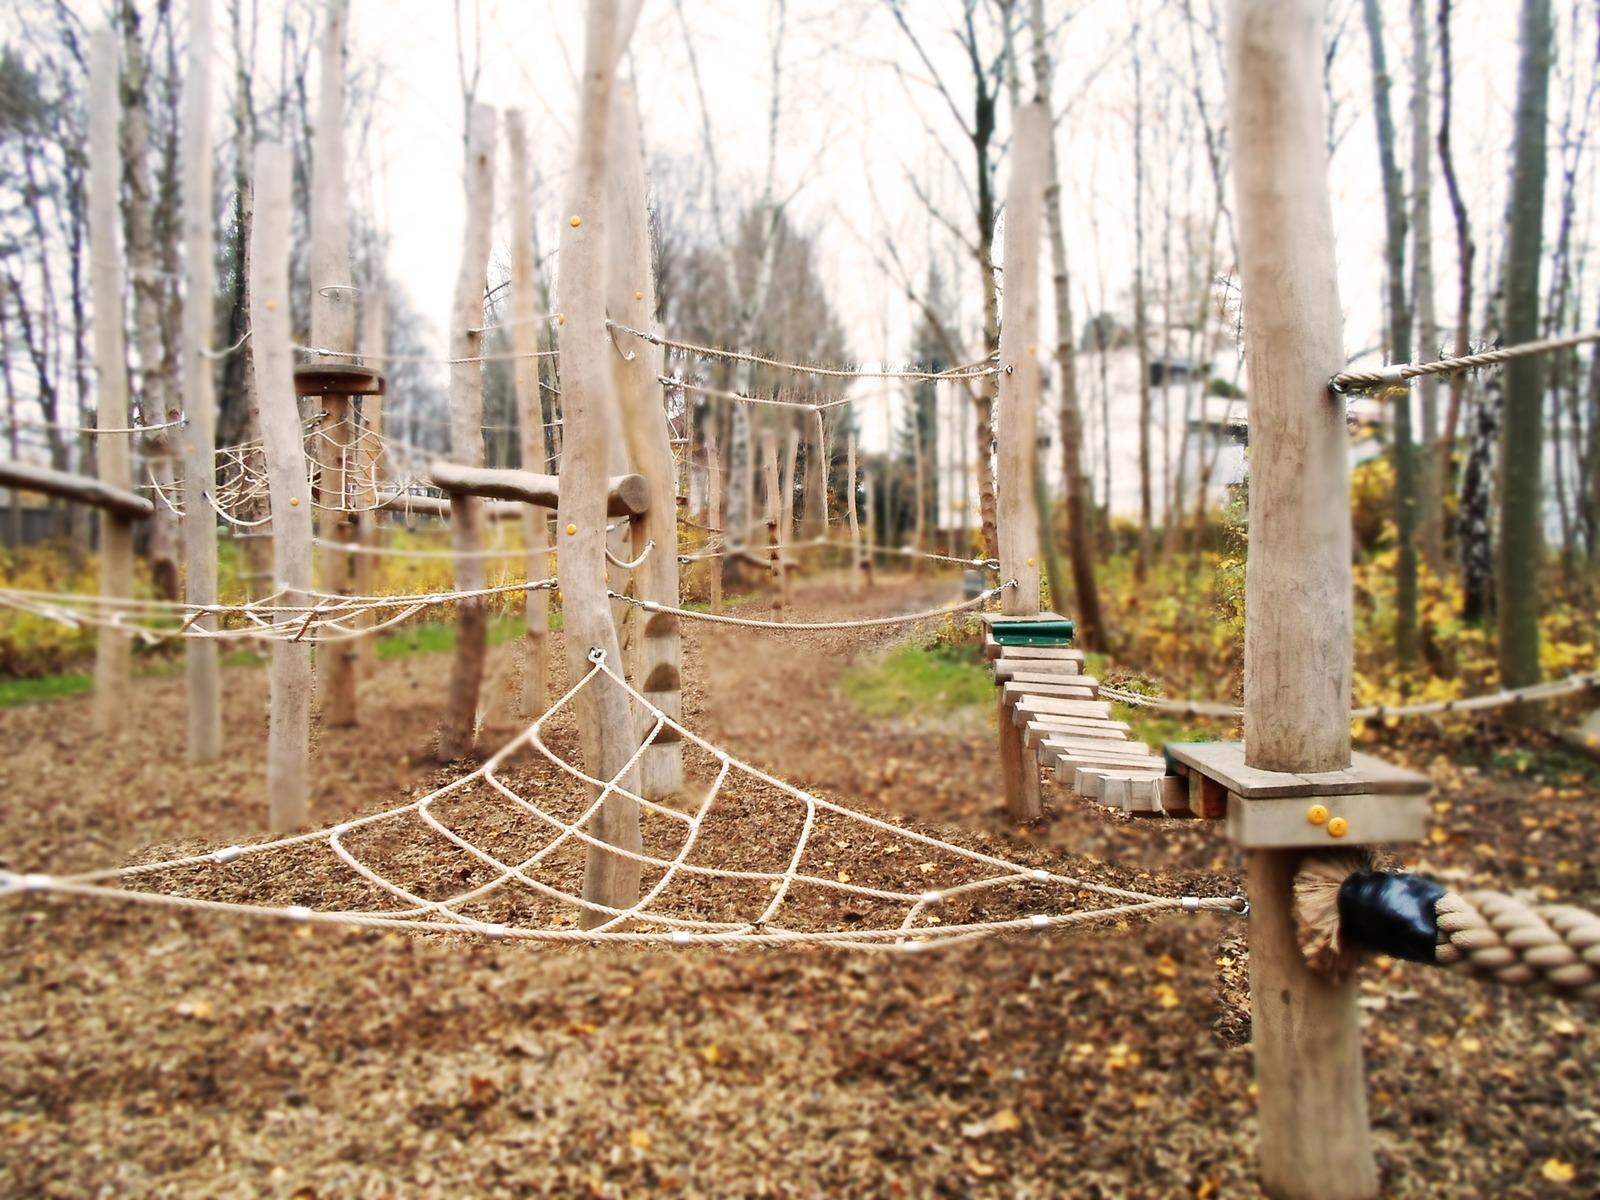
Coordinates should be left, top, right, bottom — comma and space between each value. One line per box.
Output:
608, 581, 1013, 631
0, 650, 1243, 950
612, 321, 1004, 383
1330, 328, 1600, 393
199, 328, 252, 361
1100, 670, 1600, 721
295, 343, 559, 366
606, 539, 655, 570
11, 413, 188, 436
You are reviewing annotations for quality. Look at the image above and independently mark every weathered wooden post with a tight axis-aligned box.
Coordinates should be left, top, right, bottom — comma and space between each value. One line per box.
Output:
706, 410, 723, 614
992, 100, 1048, 822
436, 102, 497, 762
762, 429, 786, 617
607, 81, 683, 795
306, 0, 361, 728
88, 29, 133, 737
507, 111, 552, 719
251, 143, 314, 831
1227, 2, 1375, 1195
355, 285, 385, 678
846, 434, 862, 593
559, 0, 642, 926
179, 0, 222, 761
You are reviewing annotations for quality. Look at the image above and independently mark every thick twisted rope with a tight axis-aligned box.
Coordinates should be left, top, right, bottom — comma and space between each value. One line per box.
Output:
1101, 670, 1599, 722
1330, 327, 1600, 393
1435, 891, 1600, 999
608, 581, 1014, 631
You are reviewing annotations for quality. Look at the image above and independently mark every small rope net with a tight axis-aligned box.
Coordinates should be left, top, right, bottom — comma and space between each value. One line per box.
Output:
0, 652, 1240, 950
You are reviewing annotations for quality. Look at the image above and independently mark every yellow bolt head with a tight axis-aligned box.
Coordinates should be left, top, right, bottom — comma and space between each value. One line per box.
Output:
288, 496, 300, 507
565, 523, 577, 536
634, 290, 644, 301
569, 215, 582, 227
557, 313, 566, 326
266, 299, 278, 311
1327, 816, 1349, 839
1306, 804, 1329, 826
1026, 556, 1036, 567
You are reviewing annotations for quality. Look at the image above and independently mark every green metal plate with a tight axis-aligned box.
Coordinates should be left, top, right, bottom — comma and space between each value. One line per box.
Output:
991, 619, 1075, 647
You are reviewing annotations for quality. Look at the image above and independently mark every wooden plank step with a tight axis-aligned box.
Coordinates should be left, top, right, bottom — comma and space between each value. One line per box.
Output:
1041, 736, 1160, 760
999, 670, 1099, 689
984, 640, 1085, 663
1024, 719, 1130, 748
1015, 696, 1112, 721
1002, 681, 1098, 704
992, 660, 1083, 680
1071, 765, 1167, 800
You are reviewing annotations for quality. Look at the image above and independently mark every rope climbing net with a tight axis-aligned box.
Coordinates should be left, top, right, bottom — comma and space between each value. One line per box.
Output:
0, 578, 555, 645
0, 650, 1243, 950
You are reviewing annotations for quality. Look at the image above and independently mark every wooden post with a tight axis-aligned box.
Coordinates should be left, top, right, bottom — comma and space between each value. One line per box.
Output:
993, 99, 1048, 822
861, 468, 876, 588
507, 111, 552, 719
762, 429, 785, 617
177, 0, 222, 760
706, 410, 723, 614
436, 102, 497, 762
251, 143, 314, 831
308, 0, 359, 727
559, 0, 641, 927
846, 434, 861, 593
606, 81, 683, 796
803, 408, 826, 539
88, 29, 133, 737
355, 285, 385, 677
996, 101, 1047, 618
1227, 3, 1374, 1197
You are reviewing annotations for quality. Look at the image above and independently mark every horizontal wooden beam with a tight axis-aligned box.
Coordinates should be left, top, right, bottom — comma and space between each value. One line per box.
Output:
0, 457, 153, 519
430, 461, 649, 517
374, 490, 523, 520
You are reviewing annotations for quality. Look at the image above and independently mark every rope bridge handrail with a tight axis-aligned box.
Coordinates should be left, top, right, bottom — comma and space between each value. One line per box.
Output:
0, 650, 1243, 950
612, 320, 1004, 383
1330, 328, 1600, 393
609, 581, 1015, 631
1100, 670, 1600, 721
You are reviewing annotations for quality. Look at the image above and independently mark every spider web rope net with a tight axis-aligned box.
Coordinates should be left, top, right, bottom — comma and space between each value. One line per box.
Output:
0, 651, 1241, 951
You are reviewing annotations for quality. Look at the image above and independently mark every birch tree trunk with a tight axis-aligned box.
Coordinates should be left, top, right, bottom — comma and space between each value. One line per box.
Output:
1227, 2, 1373, 1196
560, 0, 642, 926
1027, 0, 1106, 649
308, 0, 360, 726
1497, 0, 1553, 699
119, 0, 180, 601
355, 286, 385, 677
88, 29, 133, 737
507, 111, 552, 719
1131, 17, 1153, 583
607, 79, 684, 798
252, 143, 314, 831
1361, 0, 1419, 671
1410, 0, 1445, 575
437, 102, 497, 762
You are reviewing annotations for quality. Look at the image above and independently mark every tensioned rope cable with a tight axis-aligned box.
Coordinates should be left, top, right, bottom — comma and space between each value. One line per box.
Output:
608, 581, 1014, 631
1330, 327, 1600, 393
0, 648, 1243, 950
611, 320, 1004, 383
1100, 670, 1600, 721
293, 343, 561, 366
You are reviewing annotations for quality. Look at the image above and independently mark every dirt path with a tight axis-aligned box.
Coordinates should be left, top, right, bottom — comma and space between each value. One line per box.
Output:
1, 574, 1595, 1197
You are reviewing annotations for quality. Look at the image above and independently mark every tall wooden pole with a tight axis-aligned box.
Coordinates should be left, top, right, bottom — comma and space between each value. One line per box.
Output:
88, 29, 132, 737
308, 0, 359, 726
607, 81, 683, 796
508, 112, 552, 719
846, 435, 861, 593
251, 143, 314, 832
996, 101, 1046, 619
706, 411, 723, 614
180, 0, 222, 761
762, 429, 785, 617
560, 0, 642, 926
1227, 3, 1373, 1197
436, 103, 497, 762
355, 285, 385, 677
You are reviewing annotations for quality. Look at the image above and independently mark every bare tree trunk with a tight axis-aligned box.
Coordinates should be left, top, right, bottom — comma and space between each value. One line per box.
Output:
1227, 3, 1373, 1196
1131, 14, 1153, 583
607, 79, 683, 798
559, 0, 642, 926
89, 30, 134, 737
1497, 0, 1553, 700
119, 0, 180, 600
1028, 0, 1105, 649
1437, 0, 1474, 479
180, 0, 223, 760
1408, 0, 1445, 576
507, 112, 551, 718
437, 103, 496, 762
1362, 0, 1419, 672
706, 410, 723, 612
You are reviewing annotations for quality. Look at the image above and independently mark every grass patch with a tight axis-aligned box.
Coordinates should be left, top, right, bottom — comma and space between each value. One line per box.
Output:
0, 672, 93, 706
375, 614, 532, 660
840, 642, 993, 719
